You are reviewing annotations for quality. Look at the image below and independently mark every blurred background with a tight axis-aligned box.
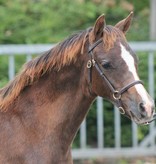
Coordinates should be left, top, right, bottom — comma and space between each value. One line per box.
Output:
0, 0, 153, 44
0, 0, 156, 163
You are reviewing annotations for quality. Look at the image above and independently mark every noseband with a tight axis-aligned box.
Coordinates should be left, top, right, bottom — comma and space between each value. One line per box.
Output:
87, 38, 143, 115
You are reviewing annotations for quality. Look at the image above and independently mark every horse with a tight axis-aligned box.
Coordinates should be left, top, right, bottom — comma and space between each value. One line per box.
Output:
0, 12, 155, 163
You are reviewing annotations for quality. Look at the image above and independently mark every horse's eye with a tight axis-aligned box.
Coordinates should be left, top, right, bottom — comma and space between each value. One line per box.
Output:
101, 60, 112, 69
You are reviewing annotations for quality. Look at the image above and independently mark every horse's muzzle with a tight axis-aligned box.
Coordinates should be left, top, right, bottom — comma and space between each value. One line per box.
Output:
141, 113, 156, 125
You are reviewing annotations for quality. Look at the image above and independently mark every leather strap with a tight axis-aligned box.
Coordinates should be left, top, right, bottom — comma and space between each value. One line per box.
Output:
87, 38, 144, 115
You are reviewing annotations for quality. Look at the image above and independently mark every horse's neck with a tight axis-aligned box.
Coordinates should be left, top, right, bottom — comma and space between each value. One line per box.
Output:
14, 63, 95, 152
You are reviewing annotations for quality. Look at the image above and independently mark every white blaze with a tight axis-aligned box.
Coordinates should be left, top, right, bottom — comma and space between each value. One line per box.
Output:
120, 44, 151, 109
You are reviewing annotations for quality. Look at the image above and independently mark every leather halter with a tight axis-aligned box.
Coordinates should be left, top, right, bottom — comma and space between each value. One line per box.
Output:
87, 38, 143, 115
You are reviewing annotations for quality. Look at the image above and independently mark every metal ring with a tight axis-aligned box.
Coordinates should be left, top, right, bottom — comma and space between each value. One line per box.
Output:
91, 59, 96, 66
119, 107, 125, 115
87, 60, 92, 68
113, 91, 121, 100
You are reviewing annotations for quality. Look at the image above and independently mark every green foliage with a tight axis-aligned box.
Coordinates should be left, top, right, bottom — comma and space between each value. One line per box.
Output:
0, 0, 151, 44
0, 0, 97, 43
0, 0, 155, 149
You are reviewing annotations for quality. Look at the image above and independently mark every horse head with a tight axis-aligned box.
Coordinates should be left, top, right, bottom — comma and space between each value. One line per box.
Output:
86, 12, 155, 125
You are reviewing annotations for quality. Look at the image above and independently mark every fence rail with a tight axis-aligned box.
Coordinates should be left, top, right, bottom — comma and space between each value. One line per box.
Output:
0, 42, 156, 159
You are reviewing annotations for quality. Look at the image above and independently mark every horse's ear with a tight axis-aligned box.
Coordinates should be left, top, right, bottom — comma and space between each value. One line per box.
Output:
115, 11, 134, 34
90, 14, 106, 42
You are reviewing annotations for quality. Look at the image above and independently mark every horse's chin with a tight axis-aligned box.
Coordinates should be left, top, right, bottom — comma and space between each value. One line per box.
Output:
130, 113, 156, 125
117, 106, 156, 125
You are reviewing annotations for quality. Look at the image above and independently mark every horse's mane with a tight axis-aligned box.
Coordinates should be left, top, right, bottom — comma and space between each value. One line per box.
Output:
0, 26, 124, 111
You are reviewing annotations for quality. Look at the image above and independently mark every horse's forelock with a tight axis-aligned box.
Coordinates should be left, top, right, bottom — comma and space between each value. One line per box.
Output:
103, 26, 126, 52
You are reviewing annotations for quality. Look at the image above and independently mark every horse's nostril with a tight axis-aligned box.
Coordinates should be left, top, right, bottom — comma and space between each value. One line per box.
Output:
139, 102, 147, 117
139, 102, 145, 112
139, 102, 155, 117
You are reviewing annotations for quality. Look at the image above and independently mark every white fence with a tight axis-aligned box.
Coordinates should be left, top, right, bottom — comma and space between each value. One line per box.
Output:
0, 42, 156, 159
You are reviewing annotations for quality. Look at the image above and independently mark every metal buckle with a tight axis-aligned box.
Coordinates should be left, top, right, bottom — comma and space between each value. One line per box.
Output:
119, 107, 125, 115
87, 60, 92, 68
87, 59, 95, 68
113, 90, 121, 100
91, 59, 95, 66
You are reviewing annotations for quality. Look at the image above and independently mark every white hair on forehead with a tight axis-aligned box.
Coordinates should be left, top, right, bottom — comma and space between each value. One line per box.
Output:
120, 43, 151, 104
120, 43, 139, 80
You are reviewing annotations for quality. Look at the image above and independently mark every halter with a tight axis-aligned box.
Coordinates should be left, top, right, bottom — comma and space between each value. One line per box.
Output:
87, 38, 143, 115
